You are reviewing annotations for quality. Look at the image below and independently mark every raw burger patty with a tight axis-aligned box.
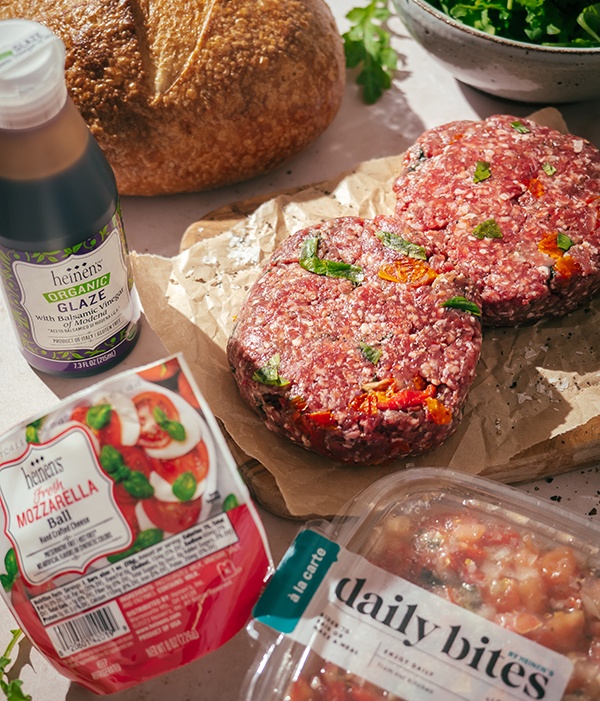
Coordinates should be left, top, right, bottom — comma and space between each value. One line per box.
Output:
389, 114, 600, 326
227, 217, 482, 465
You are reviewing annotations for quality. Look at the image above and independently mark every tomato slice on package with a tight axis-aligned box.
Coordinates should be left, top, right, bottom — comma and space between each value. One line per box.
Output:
137, 358, 181, 383
133, 391, 181, 450
141, 497, 203, 534
140, 443, 212, 533
152, 442, 210, 490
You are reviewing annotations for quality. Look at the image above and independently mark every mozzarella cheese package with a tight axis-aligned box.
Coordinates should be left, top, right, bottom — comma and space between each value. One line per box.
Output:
0, 355, 273, 693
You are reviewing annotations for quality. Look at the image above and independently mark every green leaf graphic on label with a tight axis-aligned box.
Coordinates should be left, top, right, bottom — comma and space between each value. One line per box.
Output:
123, 471, 154, 499
87, 404, 112, 430
172, 472, 197, 502
25, 419, 43, 444
0, 549, 18, 592
223, 493, 240, 512
153, 407, 186, 441
107, 529, 164, 563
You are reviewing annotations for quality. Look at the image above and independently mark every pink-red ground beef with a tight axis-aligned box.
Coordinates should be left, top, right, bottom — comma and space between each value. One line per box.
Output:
227, 116, 600, 464
227, 217, 482, 465
390, 114, 600, 326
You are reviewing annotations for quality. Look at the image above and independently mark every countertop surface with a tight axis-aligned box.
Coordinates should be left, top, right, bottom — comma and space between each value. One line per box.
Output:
0, 2, 599, 699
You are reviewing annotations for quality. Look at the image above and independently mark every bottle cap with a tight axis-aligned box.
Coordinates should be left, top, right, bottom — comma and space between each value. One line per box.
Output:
0, 19, 67, 129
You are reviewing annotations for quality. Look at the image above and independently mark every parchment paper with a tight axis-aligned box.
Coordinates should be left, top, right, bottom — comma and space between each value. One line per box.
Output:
131, 108, 600, 519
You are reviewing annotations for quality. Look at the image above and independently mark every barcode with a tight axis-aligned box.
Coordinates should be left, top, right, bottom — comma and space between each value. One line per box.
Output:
47, 602, 130, 658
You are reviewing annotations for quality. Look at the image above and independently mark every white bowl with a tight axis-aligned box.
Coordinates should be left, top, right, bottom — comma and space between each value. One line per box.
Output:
393, 0, 600, 103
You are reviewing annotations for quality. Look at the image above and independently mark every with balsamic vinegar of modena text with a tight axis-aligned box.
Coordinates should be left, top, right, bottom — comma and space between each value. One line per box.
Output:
0, 19, 141, 376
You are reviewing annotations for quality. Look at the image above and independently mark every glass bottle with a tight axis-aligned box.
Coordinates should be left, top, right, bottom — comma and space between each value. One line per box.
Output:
0, 19, 141, 376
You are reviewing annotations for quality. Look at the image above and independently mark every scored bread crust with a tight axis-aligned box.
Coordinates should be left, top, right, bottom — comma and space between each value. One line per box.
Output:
1, 0, 346, 195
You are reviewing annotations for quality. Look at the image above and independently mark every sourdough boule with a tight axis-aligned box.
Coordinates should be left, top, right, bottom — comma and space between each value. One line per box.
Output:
0, 0, 345, 195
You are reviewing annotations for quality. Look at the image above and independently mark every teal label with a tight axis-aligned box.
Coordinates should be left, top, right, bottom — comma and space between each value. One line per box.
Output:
253, 529, 339, 634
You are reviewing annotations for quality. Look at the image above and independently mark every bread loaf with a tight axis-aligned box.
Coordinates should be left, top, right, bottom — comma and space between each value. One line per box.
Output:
1, 0, 345, 195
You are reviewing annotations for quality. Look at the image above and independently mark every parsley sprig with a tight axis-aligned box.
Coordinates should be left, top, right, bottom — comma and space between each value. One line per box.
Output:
343, 1, 399, 104
0, 629, 31, 701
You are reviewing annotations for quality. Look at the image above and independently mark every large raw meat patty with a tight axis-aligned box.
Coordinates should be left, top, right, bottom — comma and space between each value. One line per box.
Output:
227, 217, 482, 465
390, 115, 600, 326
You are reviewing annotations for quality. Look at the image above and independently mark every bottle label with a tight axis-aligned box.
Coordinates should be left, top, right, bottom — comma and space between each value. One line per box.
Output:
0, 205, 140, 374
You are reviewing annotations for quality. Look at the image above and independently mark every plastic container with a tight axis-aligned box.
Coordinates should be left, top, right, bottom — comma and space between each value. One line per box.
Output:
244, 468, 600, 701
0, 19, 140, 376
0, 354, 272, 694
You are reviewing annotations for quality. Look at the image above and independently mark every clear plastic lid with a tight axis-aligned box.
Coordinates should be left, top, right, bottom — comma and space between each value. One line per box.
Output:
0, 19, 67, 129
245, 468, 600, 701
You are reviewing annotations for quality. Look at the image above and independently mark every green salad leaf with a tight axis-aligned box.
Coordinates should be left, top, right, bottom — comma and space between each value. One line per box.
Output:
431, 0, 600, 46
578, 4, 600, 43
0, 630, 31, 701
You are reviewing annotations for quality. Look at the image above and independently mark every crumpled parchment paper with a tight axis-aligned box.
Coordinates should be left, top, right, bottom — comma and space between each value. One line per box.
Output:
131, 108, 600, 519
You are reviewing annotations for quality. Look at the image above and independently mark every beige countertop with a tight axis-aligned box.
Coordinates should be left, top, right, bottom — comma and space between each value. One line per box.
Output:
0, 2, 599, 699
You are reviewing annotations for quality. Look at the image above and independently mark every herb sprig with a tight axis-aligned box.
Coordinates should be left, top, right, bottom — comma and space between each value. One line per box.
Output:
376, 230, 427, 260
0, 630, 31, 701
299, 237, 364, 284
430, 0, 600, 47
252, 354, 290, 388
343, 1, 399, 103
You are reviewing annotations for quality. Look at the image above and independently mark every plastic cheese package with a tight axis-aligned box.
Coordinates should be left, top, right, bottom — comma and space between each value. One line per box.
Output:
0, 354, 273, 694
243, 468, 600, 701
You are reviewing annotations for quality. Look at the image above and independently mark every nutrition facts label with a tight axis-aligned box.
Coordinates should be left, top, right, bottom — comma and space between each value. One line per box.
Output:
31, 512, 238, 626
